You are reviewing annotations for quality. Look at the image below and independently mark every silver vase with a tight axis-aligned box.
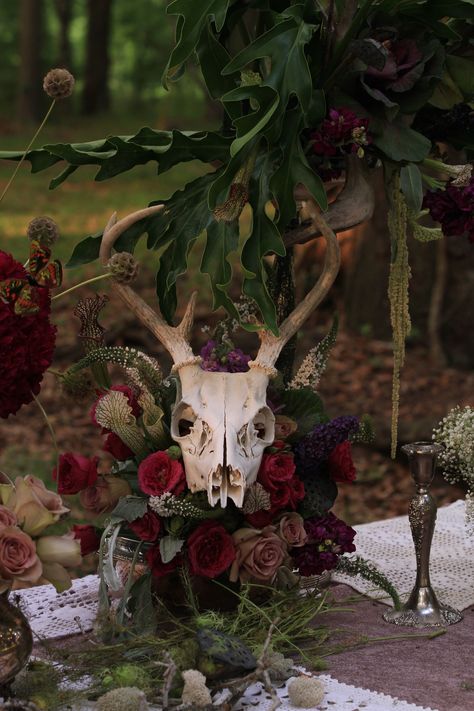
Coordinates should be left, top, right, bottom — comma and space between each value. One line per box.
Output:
0, 589, 33, 694
383, 442, 462, 627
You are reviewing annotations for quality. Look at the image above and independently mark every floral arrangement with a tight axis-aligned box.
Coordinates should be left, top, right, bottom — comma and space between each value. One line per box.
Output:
0, 474, 81, 592
433, 405, 474, 526
54, 317, 366, 602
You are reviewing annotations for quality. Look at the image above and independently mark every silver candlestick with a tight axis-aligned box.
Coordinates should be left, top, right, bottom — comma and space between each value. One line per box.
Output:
383, 441, 462, 628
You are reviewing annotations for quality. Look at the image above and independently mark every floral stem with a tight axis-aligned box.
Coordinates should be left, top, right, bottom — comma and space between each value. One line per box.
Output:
51, 272, 113, 301
0, 100, 56, 205
32, 391, 59, 473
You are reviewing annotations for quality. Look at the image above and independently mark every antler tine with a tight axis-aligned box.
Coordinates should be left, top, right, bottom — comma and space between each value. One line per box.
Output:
100, 206, 197, 366
285, 155, 374, 248
251, 201, 341, 372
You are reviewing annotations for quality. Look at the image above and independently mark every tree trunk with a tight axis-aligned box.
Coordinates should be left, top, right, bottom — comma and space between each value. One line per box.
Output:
82, 0, 113, 114
54, 0, 73, 69
17, 0, 44, 122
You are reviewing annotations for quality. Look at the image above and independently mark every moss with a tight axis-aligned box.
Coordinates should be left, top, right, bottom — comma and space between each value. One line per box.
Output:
96, 687, 149, 711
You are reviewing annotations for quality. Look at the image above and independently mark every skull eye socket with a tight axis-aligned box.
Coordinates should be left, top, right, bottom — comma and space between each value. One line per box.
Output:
172, 403, 197, 439
179, 419, 194, 437
253, 407, 275, 442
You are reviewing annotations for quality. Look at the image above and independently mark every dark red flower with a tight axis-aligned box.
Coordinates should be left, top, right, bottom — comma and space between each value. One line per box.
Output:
187, 521, 236, 578
246, 477, 305, 528
138, 451, 186, 497
90, 385, 141, 430
0, 251, 56, 419
73, 524, 100, 555
328, 441, 357, 483
53, 452, 99, 495
292, 512, 356, 576
311, 108, 370, 158
258, 452, 296, 491
129, 510, 162, 542
146, 545, 181, 578
103, 432, 134, 461
423, 177, 474, 243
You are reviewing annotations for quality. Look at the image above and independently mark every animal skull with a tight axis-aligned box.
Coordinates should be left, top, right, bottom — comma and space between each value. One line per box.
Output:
170, 365, 275, 507
99, 180, 350, 507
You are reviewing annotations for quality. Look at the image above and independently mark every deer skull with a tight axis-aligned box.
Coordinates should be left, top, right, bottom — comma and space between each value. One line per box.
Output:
170, 365, 275, 507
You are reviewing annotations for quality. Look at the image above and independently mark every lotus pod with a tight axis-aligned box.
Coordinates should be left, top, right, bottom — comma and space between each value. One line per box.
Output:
95, 391, 148, 457
196, 628, 257, 671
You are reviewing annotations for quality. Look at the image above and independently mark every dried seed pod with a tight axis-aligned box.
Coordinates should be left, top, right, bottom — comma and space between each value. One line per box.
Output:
26, 216, 59, 247
42, 68, 75, 99
107, 252, 139, 284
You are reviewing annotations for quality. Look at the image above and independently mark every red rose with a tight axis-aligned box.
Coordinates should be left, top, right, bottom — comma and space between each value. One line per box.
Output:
246, 477, 305, 527
138, 451, 185, 497
90, 385, 141, 430
0, 251, 56, 419
129, 511, 162, 542
73, 524, 101, 555
328, 441, 357, 483
258, 452, 296, 491
246, 508, 278, 528
54, 452, 99, 495
146, 546, 181, 578
187, 521, 236, 578
103, 433, 134, 461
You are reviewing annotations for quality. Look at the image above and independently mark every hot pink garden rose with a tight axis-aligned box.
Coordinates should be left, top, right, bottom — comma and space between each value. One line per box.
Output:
230, 526, 288, 584
278, 513, 308, 547
0, 525, 42, 590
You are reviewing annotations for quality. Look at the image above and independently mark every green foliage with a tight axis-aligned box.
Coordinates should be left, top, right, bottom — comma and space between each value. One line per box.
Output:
336, 555, 401, 609
279, 387, 326, 439
298, 467, 338, 518
111, 496, 148, 523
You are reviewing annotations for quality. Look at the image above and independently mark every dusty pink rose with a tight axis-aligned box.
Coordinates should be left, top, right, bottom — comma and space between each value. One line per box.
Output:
278, 513, 308, 547
0, 525, 42, 589
0, 505, 17, 527
80, 475, 131, 514
2, 476, 69, 536
274, 415, 298, 440
230, 526, 288, 584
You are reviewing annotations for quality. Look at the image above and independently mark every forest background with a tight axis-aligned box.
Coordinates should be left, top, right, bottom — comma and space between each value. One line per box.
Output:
0, 0, 471, 529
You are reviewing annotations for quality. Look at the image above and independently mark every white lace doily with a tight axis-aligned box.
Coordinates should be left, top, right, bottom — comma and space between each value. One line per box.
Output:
15, 574, 99, 640
333, 499, 474, 610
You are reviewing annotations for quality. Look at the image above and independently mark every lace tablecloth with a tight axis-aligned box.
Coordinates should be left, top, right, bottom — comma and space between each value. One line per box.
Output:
15, 500, 471, 710
333, 499, 474, 610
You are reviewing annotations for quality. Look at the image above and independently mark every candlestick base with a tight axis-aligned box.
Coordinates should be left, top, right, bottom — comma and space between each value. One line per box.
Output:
383, 585, 462, 627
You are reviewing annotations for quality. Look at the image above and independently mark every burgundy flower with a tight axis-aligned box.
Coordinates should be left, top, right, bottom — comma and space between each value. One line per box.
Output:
328, 441, 357, 483
311, 108, 370, 158
423, 177, 474, 243
292, 512, 356, 576
200, 340, 251, 373
0, 251, 56, 418
54, 452, 99, 495
364, 38, 422, 92
146, 545, 181, 578
103, 432, 134, 461
73, 524, 101, 555
258, 452, 296, 490
138, 451, 186, 497
187, 521, 236, 578
129, 510, 162, 542
90, 385, 141, 429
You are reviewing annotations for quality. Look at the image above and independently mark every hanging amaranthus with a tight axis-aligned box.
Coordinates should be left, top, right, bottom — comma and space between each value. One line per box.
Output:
387, 172, 411, 458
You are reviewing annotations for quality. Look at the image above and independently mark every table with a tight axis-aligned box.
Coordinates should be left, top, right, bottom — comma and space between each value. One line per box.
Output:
14, 499, 474, 710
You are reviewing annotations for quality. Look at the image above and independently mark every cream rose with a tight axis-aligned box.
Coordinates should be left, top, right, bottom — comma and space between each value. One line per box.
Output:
274, 415, 298, 440
5, 476, 69, 536
0, 525, 42, 590
279, 513, 308, 547
230, 526, 288, 584
36, 533, 82, 592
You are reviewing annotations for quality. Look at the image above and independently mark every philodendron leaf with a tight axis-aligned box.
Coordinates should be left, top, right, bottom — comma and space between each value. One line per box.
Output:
222, 84, 280, 156
164, 0, 231, 84
159, 535, 185, 564
201, 219, 240, 317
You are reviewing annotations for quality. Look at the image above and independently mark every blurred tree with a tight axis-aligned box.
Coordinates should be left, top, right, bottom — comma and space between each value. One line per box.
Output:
54, 0, 73, 69
18, 0, 44, 121
82, 0, 113, 113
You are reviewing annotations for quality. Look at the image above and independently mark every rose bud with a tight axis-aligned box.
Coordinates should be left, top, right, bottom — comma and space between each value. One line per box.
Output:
73, 524, 101, 556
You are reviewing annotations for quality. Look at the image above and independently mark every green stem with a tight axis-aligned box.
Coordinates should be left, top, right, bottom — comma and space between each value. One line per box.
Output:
51, 272, 113, 301
32, 391, 59, 474
0, 100, 56, 205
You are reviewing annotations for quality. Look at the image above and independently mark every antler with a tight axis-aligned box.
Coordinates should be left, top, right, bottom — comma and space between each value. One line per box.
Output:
250, 199, 341, 373
99, 206, 197, 367
284, 155, 374, 248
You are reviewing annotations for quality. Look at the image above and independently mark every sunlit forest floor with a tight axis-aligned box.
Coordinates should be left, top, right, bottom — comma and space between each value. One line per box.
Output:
0, 110, 468, 538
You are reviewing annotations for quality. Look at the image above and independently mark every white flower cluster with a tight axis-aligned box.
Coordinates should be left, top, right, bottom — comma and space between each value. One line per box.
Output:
149, 492, 208, 519
433, 406, 474, 529
289, 345, 327, 390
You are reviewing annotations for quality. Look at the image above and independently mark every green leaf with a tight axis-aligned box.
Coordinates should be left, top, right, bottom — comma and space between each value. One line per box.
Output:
49, 164, 78, 190
373, 121, 431, 162
111, 496, 148, 523
159, 535, 185, 564
270, 109, 327, 227
298, 467, 338, 518
164, 0, 230, 84
400, 164, 423, 213
201, 219, 240, 316
223, 16, 315, 114
0, 148, 62, 173
222, 84, 279, 156
280, 387, 326, 438
66, 233, 102, 268
446, 55, 474, 98
429, 68, 464, 109
197, 22, 239, 107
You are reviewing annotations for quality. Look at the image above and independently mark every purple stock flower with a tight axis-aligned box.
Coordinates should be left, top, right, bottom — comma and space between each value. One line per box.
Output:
292, 512, 356, 576
311, 108, 371, 158
423, 177, 474, 244
295, 416, 359, 475
200, 340, 251, 373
